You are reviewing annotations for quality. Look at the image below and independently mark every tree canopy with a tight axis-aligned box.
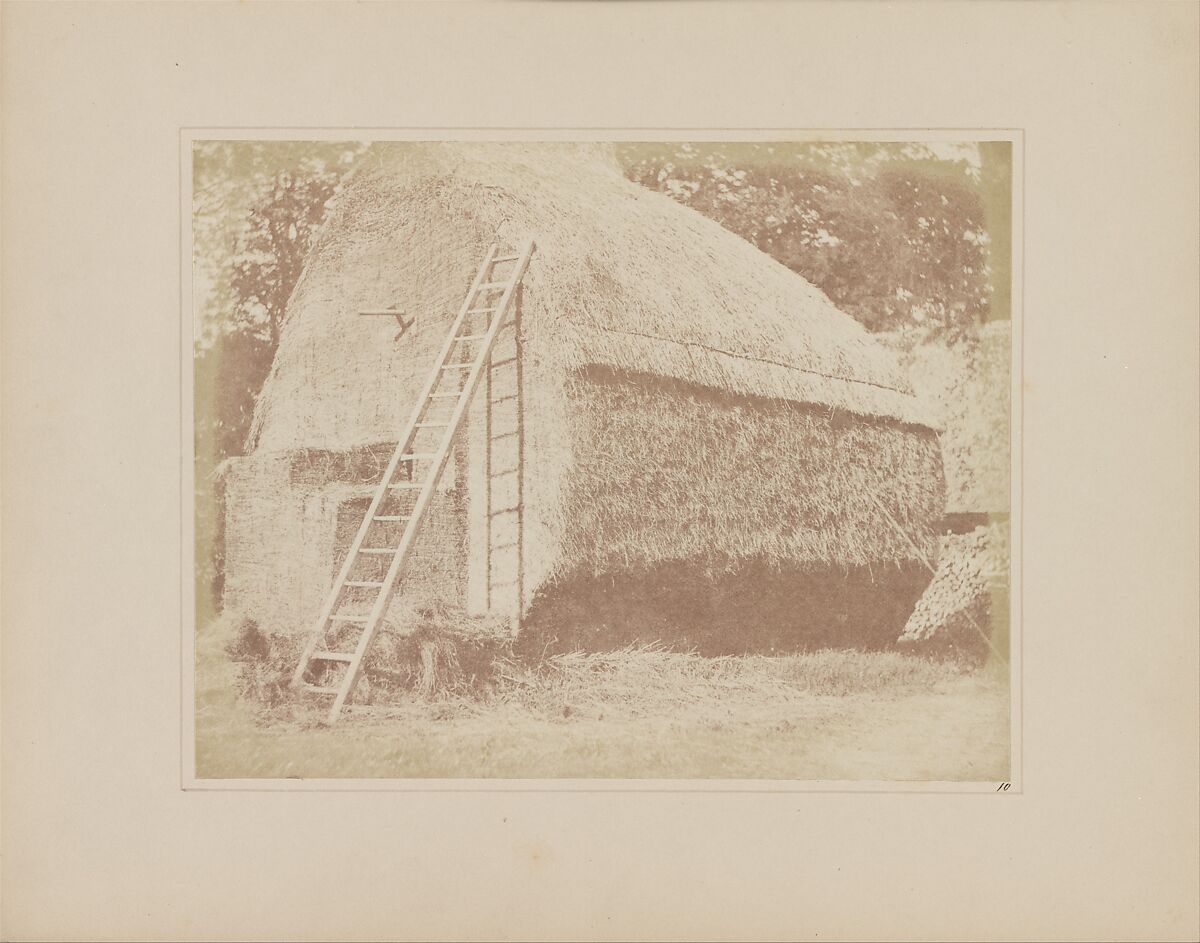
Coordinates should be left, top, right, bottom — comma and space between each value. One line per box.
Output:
619, 141, 1010, 338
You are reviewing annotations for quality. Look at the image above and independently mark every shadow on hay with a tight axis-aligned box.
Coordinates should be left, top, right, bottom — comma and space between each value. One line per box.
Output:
221, 561, 934, 713
517, 560, 933, 657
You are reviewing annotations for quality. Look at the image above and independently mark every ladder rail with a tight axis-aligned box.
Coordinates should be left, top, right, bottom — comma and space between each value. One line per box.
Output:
289, 244, 501, 689
327, 240, 535, 722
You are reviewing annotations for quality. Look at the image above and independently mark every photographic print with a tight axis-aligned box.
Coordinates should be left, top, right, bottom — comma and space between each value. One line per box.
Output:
189, 136, 1016, 784
8, 2, 1199, 938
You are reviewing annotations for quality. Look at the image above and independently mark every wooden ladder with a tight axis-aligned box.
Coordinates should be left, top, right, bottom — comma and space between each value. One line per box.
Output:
291, 241, 535, 724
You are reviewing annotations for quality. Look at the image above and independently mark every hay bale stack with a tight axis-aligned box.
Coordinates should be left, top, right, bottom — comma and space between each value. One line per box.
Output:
899, 521, 1010, 658
223, 142, 945, 651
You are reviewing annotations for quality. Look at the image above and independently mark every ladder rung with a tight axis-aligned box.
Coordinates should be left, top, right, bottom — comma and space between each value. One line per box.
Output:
489, 578, 519, 587
311, 652, 354, 663
490, 429, 518, 440
294, 242, 535, 725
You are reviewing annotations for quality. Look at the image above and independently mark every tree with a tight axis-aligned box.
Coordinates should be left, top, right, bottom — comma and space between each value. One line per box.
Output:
193, 142, 365, 461
192, 141, 365, 618
230, 171, 338, 347
977, 141, 1013, 323
192, 140, 366, 349
617, 142, 1000, 339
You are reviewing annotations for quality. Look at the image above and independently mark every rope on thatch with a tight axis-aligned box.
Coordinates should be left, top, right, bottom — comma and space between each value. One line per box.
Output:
586, 326, 917, 398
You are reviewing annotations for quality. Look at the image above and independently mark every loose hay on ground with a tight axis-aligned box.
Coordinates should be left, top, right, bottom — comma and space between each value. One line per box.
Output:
215, 606, 974, 727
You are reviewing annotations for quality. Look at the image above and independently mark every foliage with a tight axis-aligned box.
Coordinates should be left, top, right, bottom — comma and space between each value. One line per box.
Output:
193, 141, 365, 617
228, 171, 339, 346
193, 141, 365, 458
618, 141, 1011, 338
193, 142, 365, 344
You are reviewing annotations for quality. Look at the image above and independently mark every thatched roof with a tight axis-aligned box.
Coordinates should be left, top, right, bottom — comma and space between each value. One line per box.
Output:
248, 142, 936, 453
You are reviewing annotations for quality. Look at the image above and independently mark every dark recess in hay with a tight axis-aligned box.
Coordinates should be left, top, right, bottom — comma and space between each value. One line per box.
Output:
942, 511, 1006, 535
518, 560, 933, 657
224, 616, 270, 662
289, 441, 394, 487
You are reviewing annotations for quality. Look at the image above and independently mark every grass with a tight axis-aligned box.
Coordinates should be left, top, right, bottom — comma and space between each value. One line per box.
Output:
194, 615, 1010, 781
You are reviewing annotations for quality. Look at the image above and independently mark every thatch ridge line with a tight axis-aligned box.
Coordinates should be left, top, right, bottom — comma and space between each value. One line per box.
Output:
588, 326, 917, 399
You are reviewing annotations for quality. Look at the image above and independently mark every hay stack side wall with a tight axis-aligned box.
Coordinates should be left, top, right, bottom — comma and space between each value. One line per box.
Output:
223, 453, 333, 635
222, 449, 469, 637
513, 369, 943, 652
556, 369, 944, 574
248, 181, 494, 454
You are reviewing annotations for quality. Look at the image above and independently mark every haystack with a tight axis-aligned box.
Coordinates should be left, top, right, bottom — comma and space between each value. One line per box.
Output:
898, 522, 1010, 659
222, 142, 945, 653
